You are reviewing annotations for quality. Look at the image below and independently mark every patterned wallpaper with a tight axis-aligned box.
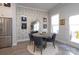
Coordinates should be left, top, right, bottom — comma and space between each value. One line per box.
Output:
16, 6, 48, 42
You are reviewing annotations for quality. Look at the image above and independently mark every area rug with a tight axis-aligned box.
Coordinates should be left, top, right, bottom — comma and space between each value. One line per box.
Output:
27, 42, 59, 55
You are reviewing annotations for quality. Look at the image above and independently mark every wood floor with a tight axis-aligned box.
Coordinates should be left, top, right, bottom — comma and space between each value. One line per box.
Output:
0, 41, 32, 55
0, 41, 79, 55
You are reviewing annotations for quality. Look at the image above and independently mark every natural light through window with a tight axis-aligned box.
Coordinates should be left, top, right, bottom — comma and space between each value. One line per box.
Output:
69, 15, 79, 43
51, 14, 59, 34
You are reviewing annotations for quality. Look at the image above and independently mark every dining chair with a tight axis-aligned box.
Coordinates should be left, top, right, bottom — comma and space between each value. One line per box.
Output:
46, 33, 56, 48
31, 31, 38, 34
33, 36, 46, 54
29, 33, 34, 43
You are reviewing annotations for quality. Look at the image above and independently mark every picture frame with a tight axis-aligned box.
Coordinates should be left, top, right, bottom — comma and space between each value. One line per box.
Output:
4, 3, 11, 7
21, 23, 27, 29
43, 18, 47, 22
59, 19, 65, 25
21, 16, 27, 21
43, 24, 47, 29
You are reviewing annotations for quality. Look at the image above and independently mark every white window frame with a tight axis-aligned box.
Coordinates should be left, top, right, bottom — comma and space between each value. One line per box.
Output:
51, 14, 59, 34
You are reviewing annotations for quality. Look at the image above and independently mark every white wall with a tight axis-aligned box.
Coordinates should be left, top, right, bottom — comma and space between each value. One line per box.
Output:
16, 6, 48, 42
49, 3, 79, 49
0, 3, 49, 45
0, 3, 17, 46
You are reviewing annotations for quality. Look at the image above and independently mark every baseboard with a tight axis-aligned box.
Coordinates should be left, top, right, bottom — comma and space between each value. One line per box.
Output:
12, 42, 17, 46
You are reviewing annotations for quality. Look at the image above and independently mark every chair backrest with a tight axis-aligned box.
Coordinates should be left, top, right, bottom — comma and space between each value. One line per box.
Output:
29, 33, 33, 41
52, 33, 56, 41
31, 31, 38, 34
33, 36, 43, 47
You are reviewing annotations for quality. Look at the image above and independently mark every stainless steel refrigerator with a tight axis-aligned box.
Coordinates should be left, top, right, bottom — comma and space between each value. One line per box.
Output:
0, 17, 12, 49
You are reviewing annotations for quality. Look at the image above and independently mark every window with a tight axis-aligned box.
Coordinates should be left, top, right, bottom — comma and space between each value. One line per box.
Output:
51, 14, 59, 33
69, 15, 79, 43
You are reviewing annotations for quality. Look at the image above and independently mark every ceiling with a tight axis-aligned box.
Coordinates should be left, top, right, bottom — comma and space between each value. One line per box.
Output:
16, 3, 58, 11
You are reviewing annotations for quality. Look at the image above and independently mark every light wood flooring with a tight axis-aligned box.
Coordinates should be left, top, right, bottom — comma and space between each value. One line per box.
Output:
0, 41, 32, 55
0, 41, 79, 55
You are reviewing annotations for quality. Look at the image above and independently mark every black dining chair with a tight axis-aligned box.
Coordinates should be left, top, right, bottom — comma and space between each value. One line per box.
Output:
31, 31, 38, 34
46, 33, 56, 48
33, 36, 46, 54
29, 33, 34, 43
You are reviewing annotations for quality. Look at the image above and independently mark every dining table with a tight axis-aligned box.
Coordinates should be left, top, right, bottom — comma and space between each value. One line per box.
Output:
33, 33, 51, 48
32, 33, 50, 38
